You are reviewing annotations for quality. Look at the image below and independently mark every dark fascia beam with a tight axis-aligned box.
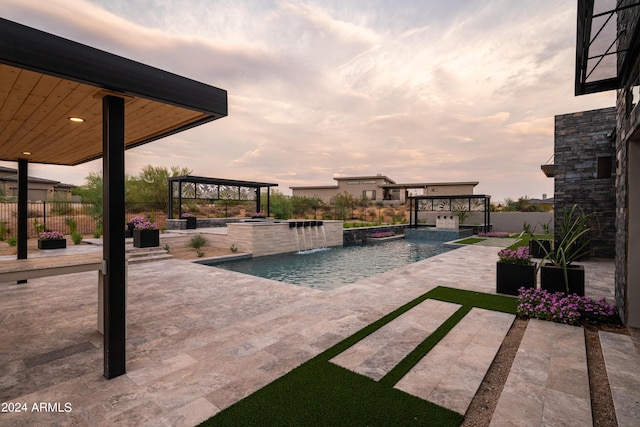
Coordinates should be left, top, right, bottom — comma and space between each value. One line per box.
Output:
0, 18, 227, 116
168, 175, 279, 188
575, 0, 595, 95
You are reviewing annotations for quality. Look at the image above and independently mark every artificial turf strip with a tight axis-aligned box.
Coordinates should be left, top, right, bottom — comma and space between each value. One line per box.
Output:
456, 237, 486, 245
198, 287, 515, 427
427, 287, 518, 314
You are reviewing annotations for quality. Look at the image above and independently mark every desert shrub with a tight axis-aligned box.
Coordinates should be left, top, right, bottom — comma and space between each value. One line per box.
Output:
187, 234, 207, 250
65, 217, 78, 234
71, 231, 83, 245
7, 236, 17, 246
0, 221, 7, 241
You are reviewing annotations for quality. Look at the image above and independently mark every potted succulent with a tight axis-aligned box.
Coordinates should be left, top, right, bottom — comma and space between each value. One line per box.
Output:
496, 246, 536, 296
529, 220, 553, 258
538, 204, 598, 296
131, 216, 160, 248
38, 231, 66, 250
181, 212, 197, 229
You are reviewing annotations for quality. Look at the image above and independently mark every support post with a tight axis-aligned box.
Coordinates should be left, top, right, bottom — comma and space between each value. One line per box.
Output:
17, 159, 28, 283
168, 180, 173, 219
102, 95, 126, 379
256, 188, 261, 215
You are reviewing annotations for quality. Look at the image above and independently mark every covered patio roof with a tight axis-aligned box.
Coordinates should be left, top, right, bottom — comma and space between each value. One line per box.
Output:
0, 18, 228, 379
575, 0, 640, 95
0, 18, 227, 165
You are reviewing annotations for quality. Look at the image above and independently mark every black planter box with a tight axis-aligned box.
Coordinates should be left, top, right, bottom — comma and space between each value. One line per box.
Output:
496, 262, 537, 296
125, 222, 135, 238
540, 263, 585, 296
38, 239, 67, 250
182, 216, 197, 229
529, 239, 552, 258
133, 229, 160, 248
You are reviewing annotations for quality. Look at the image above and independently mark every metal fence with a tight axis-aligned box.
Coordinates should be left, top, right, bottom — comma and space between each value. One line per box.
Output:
0, 201, 167, 239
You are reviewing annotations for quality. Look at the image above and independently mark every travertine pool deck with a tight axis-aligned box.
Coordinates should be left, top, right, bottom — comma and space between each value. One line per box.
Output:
1, 243, 637, 426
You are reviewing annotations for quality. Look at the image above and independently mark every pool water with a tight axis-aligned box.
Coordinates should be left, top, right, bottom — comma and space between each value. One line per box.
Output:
206, 239, 454, 290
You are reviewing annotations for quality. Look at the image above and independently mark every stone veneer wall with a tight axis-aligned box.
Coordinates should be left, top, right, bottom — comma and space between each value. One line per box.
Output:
554, 107, 617, 257
614, 2, 640, 327
226, 221, 343, 257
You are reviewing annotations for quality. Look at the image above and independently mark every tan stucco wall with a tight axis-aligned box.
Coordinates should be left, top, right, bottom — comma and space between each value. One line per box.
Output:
226, 220, 343, 257
422, 184, 476, 196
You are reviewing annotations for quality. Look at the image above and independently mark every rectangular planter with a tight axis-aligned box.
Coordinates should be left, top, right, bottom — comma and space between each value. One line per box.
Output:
496, 262, 537, 296
38, 239, 67, 250
133, 229, 160, 248
540, 263, 585, 296
182, 216, 197, 229
529, 239, 552, 258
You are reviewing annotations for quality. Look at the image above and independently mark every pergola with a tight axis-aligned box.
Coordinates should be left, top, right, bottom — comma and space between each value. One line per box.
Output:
0, 19, 227, 378
407, 194, 491, 233
168, 175, 278, 219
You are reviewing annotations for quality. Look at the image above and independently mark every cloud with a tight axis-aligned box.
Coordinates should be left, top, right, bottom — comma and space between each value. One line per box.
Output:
1, 0, 616, 202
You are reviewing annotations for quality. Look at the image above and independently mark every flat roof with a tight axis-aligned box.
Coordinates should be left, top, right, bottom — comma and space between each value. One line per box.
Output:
168, 175, 278, 188
0, 18, 228, 166
381, 181, 479, 189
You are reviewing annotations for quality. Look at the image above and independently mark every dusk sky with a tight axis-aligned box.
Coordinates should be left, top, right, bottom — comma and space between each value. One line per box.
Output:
2, 0, 615, 202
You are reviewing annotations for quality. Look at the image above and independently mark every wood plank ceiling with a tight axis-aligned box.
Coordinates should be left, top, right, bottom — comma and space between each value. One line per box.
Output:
0, 64, 211, 166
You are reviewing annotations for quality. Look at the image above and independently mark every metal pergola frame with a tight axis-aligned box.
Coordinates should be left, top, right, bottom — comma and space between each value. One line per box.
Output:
408, 194, 491, 233
167, 175, 278, 219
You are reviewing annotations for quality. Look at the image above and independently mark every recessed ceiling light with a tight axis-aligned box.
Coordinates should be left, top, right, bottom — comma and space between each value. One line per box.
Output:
68, 117, 85, 122
22, 151, 31, 155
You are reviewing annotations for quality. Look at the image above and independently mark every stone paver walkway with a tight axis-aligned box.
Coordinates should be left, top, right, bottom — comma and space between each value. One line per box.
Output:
396, 307, 514, 415
491, 319, 592, 426
0, 242, 632, 426
330, 299, 460, 380
599, 331, 640, 427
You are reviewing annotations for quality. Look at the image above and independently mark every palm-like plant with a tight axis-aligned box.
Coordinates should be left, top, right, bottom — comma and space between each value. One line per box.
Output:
537, 204, 599, 292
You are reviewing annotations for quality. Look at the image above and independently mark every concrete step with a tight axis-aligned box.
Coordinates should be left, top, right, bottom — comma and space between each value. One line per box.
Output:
395, 307, 514, 415
491, 319, 591, 427
126, 247, 173, 264
599, 331, 640, 427
330, 299, 461, 381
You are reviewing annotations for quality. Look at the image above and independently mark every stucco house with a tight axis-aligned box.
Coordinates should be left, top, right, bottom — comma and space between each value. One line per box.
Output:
0, 165, 74, 201
290, 174, 478, 205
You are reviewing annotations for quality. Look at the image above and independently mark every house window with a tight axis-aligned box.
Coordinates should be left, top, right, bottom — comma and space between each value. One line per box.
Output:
597, 156, 613, 179
346, 180, 360, 185
361, 180, 376, 184
363, 190, 376, 200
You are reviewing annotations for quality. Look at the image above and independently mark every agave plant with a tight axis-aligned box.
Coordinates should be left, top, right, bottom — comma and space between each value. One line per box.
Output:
537, 204, 599, 292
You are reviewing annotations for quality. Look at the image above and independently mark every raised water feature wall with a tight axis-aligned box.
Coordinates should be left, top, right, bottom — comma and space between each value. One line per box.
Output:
404, 227, 473, 242
226, 220, 343, 257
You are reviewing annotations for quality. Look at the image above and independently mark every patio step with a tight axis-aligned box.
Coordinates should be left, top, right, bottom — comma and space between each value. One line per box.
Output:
394, 307, 514, 415
490, 319, 591, 426
599, 331, 640, 427
126, 247, 173, 264
330, 299, 461, 380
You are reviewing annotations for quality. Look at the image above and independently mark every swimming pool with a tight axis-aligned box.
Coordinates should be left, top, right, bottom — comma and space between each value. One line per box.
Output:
204, 239, 455, 290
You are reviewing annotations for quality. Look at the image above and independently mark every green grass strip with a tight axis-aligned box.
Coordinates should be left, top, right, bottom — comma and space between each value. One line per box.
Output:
199, 287, 516, 427
427, 287, 518, 314
456, 237, 486, 245
379, 305, 471, 387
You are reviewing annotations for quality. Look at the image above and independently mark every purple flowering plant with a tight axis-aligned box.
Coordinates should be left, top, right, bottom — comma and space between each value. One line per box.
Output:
39, 231, 65, 240
130, 216, 157, 230
181, 212, 195, 218
517, 287, 617, 326
498, 246, 532, 265
251, 212, 265, 218
369, 231, 395, 238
